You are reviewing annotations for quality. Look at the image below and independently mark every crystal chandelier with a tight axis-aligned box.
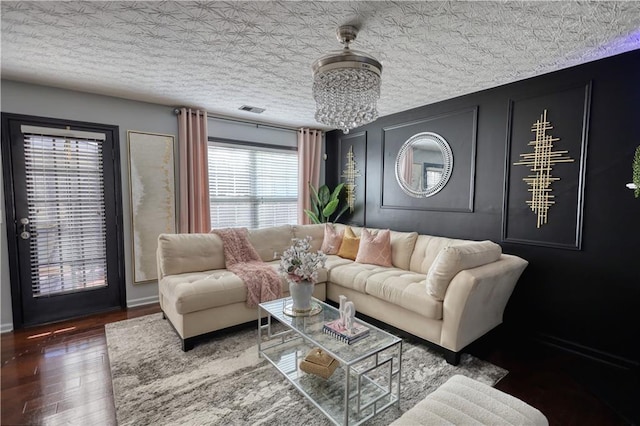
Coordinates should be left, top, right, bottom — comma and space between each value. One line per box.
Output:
312, 25, 383, 134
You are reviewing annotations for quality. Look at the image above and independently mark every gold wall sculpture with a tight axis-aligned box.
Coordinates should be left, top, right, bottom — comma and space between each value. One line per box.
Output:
341, 145, 361, 212
513, 109, 574, 228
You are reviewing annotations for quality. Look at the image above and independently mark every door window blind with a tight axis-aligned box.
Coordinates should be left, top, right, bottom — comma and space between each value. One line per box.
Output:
22, 126, 108, 297
208, 142, 298, 228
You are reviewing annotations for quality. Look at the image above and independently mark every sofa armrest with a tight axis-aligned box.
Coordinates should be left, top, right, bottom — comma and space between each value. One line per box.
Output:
440, 254, 528, 352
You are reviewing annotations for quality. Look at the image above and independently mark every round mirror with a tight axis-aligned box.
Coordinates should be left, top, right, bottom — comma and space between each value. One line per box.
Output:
395, 132, 453, 197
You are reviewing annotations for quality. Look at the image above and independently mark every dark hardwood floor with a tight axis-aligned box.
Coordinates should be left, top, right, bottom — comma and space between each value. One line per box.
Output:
1, 305, 158, 426
473, 337, 634, 426
0, 304, 631, 425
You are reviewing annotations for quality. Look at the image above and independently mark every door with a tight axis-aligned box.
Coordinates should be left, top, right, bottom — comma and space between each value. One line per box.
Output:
1, 113, 125, 327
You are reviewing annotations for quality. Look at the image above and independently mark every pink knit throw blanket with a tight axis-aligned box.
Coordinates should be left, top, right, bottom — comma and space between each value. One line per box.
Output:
211, 228, 282, 308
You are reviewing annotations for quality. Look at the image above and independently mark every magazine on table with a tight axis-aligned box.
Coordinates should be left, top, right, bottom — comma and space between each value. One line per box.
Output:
322, 318, 370, 344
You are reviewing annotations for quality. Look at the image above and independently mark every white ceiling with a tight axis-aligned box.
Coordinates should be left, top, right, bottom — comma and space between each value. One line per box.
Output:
2, 1, 639, 131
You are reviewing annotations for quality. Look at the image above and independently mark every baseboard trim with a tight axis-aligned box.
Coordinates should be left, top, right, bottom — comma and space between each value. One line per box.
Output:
1, 322, 14, 333
534, 332, 638, 370
127, 295, 159, 308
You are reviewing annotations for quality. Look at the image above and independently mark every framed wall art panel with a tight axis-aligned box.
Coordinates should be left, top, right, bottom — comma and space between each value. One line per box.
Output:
502, 82, 591, 249
127, 131, 176, 284
380, 107, 477, 212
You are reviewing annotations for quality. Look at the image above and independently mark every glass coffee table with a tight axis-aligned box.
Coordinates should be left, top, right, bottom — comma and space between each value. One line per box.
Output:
258, 297, 402, 426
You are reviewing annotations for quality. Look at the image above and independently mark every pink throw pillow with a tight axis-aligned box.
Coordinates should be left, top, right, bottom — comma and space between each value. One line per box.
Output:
355, 228, 393, 267
320, 223, 343, 255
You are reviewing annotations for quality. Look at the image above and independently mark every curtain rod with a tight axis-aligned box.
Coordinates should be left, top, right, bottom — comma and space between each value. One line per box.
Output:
173, 108, 299, 133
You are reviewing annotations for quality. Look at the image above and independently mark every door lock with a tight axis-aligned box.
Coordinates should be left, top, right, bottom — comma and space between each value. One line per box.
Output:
19, 218, 30, 240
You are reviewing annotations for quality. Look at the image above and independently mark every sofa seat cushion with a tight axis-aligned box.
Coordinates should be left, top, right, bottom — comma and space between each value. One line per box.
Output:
162, 261, 331, 315
328, 262, 392, 293
365, 271, 442, 320
162, 270, 247, 314
324, 255, 353, 269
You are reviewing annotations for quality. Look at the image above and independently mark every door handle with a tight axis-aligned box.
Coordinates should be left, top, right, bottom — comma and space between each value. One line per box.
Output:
19, 218, 30, 240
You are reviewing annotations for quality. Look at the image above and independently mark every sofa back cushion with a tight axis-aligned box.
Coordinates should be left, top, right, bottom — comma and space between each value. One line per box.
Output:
356, 228, 393, 267
389, 230, 419, 270
409, 235, 466, 274
158, 233, 226, 277
426, 240, 502, 300
248, 225, 295, 261
293, 224, 325, 252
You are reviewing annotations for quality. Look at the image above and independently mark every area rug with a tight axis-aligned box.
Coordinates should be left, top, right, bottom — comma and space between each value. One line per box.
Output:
106, 314, 507, 425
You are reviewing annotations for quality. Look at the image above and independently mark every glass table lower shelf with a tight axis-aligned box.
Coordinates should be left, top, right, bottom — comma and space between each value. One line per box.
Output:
258, 298, 402, 426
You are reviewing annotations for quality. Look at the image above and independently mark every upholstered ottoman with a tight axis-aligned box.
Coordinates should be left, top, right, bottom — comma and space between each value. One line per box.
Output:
391, 375, 548, 425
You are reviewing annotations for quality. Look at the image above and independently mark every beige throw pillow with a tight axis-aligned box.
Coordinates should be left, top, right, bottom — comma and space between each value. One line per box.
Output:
389, 230, 419, 270
426, 241, 502, 300
320, 223, 343, 255
355, 228, 393, 267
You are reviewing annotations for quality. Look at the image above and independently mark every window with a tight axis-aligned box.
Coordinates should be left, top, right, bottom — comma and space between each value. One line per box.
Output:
208, 141, 298, 228
423, 163, 444, 190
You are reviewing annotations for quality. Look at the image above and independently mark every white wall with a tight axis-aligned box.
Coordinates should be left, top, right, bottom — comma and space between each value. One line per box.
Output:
0, 79, 317, 331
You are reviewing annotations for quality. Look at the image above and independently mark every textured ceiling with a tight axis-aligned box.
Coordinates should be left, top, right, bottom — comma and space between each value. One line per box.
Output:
2, 1, 639, 130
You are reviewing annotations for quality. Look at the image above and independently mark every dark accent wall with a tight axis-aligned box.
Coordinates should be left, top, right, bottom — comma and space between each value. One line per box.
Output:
326, 50, 640, 367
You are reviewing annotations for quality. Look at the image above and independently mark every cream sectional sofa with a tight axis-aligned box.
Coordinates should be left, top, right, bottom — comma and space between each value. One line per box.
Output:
156, 224, 527, 364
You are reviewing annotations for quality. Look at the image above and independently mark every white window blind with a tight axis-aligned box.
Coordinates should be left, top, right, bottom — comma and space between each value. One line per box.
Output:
22, 126, 108, 297
208, 142, 298, 228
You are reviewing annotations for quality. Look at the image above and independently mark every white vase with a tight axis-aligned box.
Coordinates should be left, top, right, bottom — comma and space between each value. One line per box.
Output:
289, 280, 314, 313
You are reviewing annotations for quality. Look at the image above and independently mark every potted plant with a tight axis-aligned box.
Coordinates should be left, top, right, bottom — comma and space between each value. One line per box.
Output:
304, 182, 349, 223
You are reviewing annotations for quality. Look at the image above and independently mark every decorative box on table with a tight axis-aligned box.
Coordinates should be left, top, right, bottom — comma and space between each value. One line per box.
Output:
299, 347, 339, 379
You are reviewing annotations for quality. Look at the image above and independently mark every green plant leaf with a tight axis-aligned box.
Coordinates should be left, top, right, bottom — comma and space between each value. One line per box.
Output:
318, 185, 331, 206
304, 209, 321, 224
322, 199, 339, 219
330, 183, 345, 201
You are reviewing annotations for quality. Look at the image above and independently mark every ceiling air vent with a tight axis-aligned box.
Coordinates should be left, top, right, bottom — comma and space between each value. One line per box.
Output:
239, 105, 265, 114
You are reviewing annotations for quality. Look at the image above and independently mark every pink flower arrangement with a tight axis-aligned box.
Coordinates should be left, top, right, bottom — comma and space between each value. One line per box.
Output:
278, 236, 327, 283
